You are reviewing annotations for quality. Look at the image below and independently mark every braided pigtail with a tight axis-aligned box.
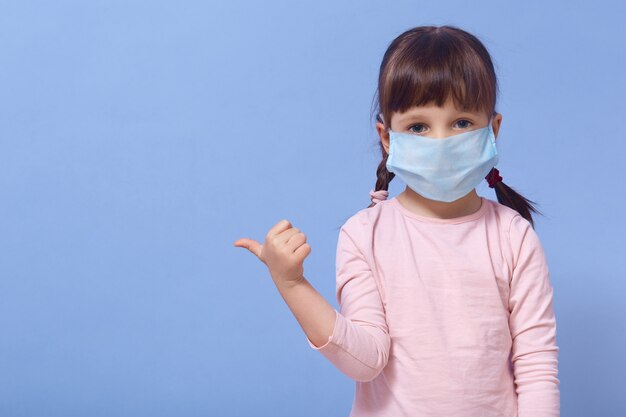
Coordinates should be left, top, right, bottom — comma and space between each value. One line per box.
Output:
368, 115, 396, 208
485, 168, 543, 229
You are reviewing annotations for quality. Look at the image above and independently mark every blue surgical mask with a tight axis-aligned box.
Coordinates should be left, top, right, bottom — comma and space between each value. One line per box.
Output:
385, 116, 498, 202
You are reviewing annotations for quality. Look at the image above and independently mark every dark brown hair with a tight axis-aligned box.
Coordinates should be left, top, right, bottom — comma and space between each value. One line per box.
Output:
368, 25, 542, 228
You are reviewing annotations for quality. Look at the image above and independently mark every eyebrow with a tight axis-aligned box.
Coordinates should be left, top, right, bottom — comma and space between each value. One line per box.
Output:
397, 112, 479, 123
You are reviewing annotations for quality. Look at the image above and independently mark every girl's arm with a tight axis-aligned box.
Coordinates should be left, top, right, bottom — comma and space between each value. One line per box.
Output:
508, 215, 561, 417
234, 219, 336, 353
235, 217, 389, 382
303, 220, 391, 383
274, 275, 338, 351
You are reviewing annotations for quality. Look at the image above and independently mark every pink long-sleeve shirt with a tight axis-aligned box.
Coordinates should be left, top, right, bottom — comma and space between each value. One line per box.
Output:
307, 195, 560, 417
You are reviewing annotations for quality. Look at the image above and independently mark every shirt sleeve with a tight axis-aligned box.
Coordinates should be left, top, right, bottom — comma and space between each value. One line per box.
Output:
306, 219, 391, 382
508, 215, 561, 417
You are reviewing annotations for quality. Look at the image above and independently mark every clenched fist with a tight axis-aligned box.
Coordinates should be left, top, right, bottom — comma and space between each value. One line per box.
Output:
233, 219, 312, 288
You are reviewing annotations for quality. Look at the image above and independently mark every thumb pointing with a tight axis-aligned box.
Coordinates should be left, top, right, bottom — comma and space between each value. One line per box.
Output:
233, 238, 263, 259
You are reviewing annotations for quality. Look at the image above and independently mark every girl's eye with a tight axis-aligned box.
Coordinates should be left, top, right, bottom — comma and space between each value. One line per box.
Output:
455, 119, 473, 129
408, 124, 427, 134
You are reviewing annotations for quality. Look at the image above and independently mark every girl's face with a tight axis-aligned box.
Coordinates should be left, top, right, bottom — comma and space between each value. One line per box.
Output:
376, 97, 502, 155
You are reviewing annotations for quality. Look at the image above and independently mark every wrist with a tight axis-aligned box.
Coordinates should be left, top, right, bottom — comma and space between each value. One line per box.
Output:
274, 275, 306, 291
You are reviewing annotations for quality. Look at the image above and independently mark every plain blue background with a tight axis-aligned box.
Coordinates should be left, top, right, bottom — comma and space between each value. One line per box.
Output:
1, 1, 625, 416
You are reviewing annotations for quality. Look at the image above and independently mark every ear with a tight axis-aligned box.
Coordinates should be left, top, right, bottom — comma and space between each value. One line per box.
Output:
492, 113, 503, 141
376, 121, 390, 154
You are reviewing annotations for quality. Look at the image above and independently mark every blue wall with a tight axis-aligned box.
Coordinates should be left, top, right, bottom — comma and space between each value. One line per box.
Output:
1, 1, 624, 415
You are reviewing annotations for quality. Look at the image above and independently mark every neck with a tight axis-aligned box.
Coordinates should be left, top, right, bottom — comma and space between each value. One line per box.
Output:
398, 187, 483, 219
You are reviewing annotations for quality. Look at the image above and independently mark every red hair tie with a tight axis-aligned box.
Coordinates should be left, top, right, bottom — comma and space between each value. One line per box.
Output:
485, 168, 503, 188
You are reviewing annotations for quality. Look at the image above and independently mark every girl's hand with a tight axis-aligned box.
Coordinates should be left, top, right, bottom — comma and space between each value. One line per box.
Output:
233, 219, 311, 288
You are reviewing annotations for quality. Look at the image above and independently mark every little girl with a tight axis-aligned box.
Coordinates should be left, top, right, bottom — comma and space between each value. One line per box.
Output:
234, 25, 560, 417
